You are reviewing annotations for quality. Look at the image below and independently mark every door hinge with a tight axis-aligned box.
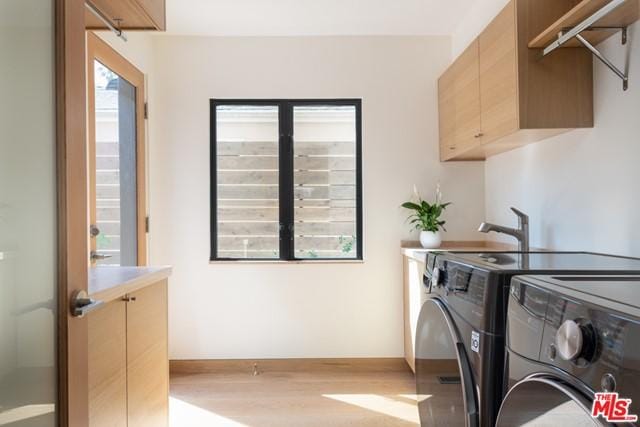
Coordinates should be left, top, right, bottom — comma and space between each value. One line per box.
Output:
145, 216, 150, 233
144, 102, 149, 119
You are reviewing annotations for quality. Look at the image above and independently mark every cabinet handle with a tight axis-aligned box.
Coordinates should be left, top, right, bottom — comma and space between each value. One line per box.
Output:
449, 146, 456, 150
474, 133, 484, 138
122, 295, 137, 302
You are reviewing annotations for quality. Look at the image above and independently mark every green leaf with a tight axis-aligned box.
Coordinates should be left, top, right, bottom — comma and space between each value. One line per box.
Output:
403, 194, 452, 233
401, 202, 421, 211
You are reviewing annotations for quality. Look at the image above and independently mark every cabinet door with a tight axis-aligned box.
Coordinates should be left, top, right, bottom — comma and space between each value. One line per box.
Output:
89, 301, 128, 427
479, 1, 519, 143
438, 67, 457, 160
127, 281, 169, 427
438, 40, 481, 160
403, 256, 427, 373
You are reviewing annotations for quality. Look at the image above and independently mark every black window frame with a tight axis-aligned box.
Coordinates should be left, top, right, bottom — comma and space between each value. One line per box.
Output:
210, 98, 363, 262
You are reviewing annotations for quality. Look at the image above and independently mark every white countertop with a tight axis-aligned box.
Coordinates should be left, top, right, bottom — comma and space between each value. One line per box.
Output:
89, 266, 172, 303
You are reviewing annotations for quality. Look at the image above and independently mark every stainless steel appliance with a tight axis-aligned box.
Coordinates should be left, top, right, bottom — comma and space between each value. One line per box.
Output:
417, 252, 640, 427
497, 275, 640, 426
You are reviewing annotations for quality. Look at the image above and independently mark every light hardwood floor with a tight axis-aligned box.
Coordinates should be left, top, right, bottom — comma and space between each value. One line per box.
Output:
169, 359, 421, 427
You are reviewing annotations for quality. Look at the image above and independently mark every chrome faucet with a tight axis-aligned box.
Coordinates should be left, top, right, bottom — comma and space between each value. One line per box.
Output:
478, 207, 530, 252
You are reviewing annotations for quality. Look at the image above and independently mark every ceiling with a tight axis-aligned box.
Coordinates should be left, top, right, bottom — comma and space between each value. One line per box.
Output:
165, 0, 477, 36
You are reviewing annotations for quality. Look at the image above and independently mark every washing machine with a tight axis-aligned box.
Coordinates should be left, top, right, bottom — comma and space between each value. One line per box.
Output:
417, 252, 640, 427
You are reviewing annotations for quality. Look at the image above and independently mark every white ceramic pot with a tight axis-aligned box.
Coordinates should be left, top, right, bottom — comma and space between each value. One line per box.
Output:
419, 231, 442, 249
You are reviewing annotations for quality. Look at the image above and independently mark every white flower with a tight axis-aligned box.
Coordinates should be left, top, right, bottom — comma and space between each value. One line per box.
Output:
435, 182, 442, 205
412, 184, 421, 202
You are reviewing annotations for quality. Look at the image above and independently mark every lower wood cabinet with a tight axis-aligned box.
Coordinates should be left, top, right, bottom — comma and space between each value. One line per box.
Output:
88, 295, 128, 427
127, 282, 169, 427
89, 280, 169, 427
403, 255, 428, 373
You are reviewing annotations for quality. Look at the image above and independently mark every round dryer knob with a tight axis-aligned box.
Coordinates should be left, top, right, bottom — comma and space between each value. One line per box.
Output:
556, 320, 584, 361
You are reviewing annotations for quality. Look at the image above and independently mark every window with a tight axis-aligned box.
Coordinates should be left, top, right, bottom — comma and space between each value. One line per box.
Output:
88, 33, 147, 267
210, 99, 363, 261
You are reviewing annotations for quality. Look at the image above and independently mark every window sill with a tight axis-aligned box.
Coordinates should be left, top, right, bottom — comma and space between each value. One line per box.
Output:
209, 259, 365, 265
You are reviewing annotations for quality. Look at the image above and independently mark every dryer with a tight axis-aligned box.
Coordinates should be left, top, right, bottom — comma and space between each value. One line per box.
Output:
497, 275, 640, 426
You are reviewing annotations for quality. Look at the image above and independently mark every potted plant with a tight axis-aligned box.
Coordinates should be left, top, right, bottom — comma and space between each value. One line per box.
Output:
402, 185, 451, 249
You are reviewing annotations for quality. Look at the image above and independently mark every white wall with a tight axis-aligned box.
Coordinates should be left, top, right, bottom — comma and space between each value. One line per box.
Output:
96, 32, 156, 75
485, 24, 640, 256
452, 0, 509, 56
148, 36, 486, 359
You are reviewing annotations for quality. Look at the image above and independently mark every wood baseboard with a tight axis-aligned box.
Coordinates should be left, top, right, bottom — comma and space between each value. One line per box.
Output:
170, 358, 412, 375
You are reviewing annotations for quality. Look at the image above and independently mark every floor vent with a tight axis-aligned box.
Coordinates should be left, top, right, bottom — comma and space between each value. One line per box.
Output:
437, 376, 461, 385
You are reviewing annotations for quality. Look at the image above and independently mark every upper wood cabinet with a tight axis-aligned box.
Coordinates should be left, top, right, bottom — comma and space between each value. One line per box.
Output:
438, 0, 594, 161
86, 0, 166, 31
438, 40, 482, 159
478, 2, 519, 146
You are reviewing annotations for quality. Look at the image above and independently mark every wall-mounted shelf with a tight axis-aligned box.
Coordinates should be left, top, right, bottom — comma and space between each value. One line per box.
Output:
85, 0, 166, 32
529, 0, 639, 48
530, 0, 639, 90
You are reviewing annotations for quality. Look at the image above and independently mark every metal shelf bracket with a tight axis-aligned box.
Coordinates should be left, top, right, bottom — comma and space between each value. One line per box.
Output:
575, 33, 628, 90
541, 0, 630, 90
85, 1, 128, 42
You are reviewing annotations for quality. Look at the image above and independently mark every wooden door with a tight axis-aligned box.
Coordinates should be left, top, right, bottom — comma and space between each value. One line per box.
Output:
87, 32, 147, 267
438, 40, 482, 160
57, 0, 91, 425
0, 1, 82, 426
88, 301, 128, 427
479, 1, 519, 144
126, 281, 169, 427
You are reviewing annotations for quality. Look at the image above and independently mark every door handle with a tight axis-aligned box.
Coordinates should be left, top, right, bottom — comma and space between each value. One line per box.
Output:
70, 290, 104, 318
90, 251, 112, 261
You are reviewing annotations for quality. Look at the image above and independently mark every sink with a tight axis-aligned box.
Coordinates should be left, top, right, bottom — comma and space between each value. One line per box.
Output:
477, 253, 517, 265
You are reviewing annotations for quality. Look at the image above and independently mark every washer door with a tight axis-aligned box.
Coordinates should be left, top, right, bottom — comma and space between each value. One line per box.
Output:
496, 376, 608, 427
415, 298, 479, 427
